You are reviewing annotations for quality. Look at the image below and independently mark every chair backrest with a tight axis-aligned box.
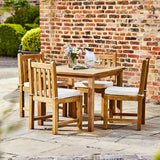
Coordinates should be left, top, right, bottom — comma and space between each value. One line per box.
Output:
138, 58, 150, 95
95, 53, 117, 82
18, 52, 44, 85
28, 60, 58, 100
95, 53, 117, 68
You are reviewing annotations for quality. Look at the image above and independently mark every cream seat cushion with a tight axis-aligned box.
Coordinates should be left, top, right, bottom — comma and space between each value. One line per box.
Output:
105, 86, 139, 96
24, 82, 29, 88
57, 88, 81, 99
24, 81, 64, 88
75, 80, 113, 89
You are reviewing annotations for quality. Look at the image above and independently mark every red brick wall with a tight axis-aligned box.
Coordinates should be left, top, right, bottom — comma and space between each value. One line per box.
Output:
40, 0, 160, 103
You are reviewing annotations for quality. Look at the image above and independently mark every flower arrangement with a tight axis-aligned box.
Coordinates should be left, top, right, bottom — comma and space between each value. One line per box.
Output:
64, 43, 83, 68
64, 43, 83, 60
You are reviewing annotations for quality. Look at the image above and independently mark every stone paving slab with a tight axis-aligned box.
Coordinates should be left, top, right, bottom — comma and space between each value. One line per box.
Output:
0, 57, 160, 160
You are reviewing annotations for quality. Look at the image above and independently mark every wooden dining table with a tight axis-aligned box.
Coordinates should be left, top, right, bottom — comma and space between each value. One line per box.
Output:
56, 65, 124, 132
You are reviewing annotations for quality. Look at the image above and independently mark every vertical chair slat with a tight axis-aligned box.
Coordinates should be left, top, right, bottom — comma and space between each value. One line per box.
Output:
38, 68, 42, 97
47, 70, 51, 98
34, 68, 38, 96
43, 68, 47, 97
24, 59, 28, 82
108, 59, 111, 67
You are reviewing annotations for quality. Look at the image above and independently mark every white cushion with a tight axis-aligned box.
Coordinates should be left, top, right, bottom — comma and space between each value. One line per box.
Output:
24, 82, 29, 88
105, 86, 139, 96
58, 88, 81, 99
75, 80, 113, 89
23, 81, 64, 88
74, 82, 87, 88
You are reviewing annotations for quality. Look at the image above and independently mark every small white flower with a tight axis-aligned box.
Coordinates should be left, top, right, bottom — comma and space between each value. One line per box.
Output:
64, 48, 70, 56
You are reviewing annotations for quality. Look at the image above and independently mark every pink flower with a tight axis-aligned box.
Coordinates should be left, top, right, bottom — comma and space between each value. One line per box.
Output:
78, 52, 82, 57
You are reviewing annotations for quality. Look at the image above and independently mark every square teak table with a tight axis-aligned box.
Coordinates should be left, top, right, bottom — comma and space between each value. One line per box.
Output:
56, 65, 124, 132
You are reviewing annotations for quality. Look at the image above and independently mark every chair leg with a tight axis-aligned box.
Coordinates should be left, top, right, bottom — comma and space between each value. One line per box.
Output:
69, 102, 72, 117
142, 97, 146, 124
117, 100, 122, 118
29, 95, 34, 129
63, 103, 67, 117
84, 93, 88, 113
52, 100, 58, 135
109, 100, 115, 122
38, 102, 46, 125
103, 96, 108, 129
19, 89, 25, 117
69, 102, 76, 118
72, 102, 77, 118
101, 93, 104, 120
137, 99, 142, 131
77, 96, 82, 129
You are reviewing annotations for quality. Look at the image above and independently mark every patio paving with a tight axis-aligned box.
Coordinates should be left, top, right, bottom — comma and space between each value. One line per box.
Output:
0, 57, 160, 160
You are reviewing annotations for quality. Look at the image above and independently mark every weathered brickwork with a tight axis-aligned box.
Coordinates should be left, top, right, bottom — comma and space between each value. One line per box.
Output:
40, 0, 160, 103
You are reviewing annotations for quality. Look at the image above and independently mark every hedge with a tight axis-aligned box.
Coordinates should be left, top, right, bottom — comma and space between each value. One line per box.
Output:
34, 16, 39, 25
4, 16, 15, 24
24, 23, 40, 31
21, 27, 40, 51
10, 6, 39, 27
0, 24, 26, 57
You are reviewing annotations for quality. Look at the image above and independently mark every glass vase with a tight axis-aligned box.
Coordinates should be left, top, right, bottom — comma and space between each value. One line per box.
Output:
68, 55, 76, 68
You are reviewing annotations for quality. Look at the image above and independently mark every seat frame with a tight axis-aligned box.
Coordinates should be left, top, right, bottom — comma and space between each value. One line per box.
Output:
103, 58, 150, 131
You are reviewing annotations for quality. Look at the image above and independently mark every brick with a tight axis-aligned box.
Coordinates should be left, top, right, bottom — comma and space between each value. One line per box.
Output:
113, 36, 124, 40
57, 6, 67, 10
132, 46, 139, 50
153, 47, 160, 51
128, 54, 139, 58
147, 42, 158, 46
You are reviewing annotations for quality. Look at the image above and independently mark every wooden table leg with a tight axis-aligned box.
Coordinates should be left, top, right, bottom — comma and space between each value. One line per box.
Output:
117, 71, 123, 116
68, 78, 76, 118
87, 78, 95, 132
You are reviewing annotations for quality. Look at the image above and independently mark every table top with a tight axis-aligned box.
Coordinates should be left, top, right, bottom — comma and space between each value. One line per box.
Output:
56, 65, 124, 78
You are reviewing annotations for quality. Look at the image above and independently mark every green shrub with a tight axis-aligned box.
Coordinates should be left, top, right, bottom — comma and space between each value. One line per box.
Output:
34, 16, 39, 24
24, 23, 39, 31
13, 6, 39, 26
0, 24, 26, 57
155, 148, 160, 160
21, 27, 40, 51
4, 16, 15, 24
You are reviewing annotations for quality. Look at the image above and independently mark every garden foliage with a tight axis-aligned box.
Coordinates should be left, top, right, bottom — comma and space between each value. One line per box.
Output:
24, 23, 39, 31
21, 27, 40, 51
4, 6, 39, 27
0, 24, 26, 57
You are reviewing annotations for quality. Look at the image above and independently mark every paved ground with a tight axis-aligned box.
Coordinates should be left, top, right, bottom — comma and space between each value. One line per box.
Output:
0, 57, 160, 160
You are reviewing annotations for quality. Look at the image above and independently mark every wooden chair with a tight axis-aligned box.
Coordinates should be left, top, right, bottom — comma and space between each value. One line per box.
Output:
74, 53, 117, 118
18, 53, 65, 118
28, 60, 82, 135
103, 58, 150, 131
18, 53, 44, 117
